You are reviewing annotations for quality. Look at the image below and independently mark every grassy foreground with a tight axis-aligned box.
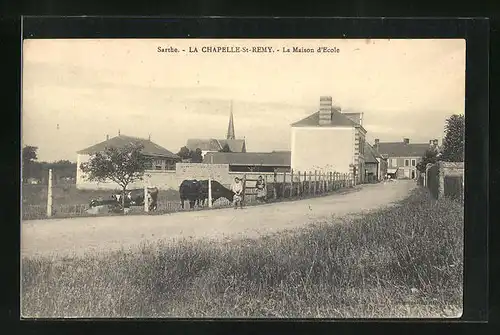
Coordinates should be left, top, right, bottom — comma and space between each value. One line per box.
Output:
21, 188, 463, 318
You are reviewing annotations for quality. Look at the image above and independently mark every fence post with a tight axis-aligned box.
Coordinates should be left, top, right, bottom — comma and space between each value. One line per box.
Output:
208, 176, 213, 208
46, 169, 53, 218
329, 172, 333, 191
273, 171, 277, 200
297, 171, 302, 197
319, 172, 323, 193
265, 174, 270, 200
242, 174, 247, 204
318, 172, 321, 193
282, 171, 286, 198
297, 171, 301, 196
307, 171, 312, 195
313, 171, 317, 195
144, 184, 149, 212
303, 171, 307, 196
290, 169, 294, 198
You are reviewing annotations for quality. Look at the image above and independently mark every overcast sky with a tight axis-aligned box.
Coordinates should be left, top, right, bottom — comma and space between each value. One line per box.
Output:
22, 38, 465, 162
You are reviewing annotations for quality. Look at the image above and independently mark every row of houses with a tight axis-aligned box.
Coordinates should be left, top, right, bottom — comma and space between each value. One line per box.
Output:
75, 96, 440, 189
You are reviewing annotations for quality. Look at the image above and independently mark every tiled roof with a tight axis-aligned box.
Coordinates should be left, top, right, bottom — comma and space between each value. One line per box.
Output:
291, 110, 360, 128
217, 139, 246, 152
77, 135, 180, 159
186, 139, 221, 151
364, 142, 382, 164
376, 142, 430, 158
187, 138, 246, 153
203, 152, 291, 166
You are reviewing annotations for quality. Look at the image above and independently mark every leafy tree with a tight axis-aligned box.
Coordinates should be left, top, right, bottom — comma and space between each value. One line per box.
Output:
190, 148, 203, 163
440, 114, 465, 162
22, 146, 38, 182
219, 143, 232, 152
416, 149, 438, 173
177, 146, 191, 159
79, 143, 152, 211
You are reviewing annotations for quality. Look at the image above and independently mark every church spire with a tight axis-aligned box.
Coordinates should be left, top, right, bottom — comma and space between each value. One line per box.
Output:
226, 100, 235, 140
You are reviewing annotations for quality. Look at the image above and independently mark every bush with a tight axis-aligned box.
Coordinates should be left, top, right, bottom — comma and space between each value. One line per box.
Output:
21, 188, 463, 318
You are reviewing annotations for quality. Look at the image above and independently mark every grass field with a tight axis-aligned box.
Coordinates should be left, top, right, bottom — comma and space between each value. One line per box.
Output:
21, 183, 182, 219
22, 183, 181, 206
21, 187, 463, 318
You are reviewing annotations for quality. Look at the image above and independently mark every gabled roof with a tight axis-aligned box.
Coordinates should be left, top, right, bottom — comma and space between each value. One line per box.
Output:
217, 139, 246, 152
364, 142, 382, 164
376, 142, 430, 158
203, 152, 291, 166
291, 110, 366, 133
77, 135, 180, 159
186, 139, 221, 151
187, 138, 246, 153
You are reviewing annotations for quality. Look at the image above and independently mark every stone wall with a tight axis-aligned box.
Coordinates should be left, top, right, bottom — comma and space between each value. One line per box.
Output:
426, 161, 464, 200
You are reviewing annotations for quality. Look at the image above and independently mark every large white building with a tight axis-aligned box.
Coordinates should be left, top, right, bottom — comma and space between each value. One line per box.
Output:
290, 96, 366, 183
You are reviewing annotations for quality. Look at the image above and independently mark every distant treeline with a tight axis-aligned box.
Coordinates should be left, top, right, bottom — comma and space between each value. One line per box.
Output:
24, 160, 77, 183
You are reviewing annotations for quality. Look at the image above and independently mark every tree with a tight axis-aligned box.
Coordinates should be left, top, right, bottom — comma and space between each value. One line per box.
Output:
190, 148, 203, 163
440, 114, 465, 162
219, 143, 232, 152
79, 143, 152, 211
22, 146, 38, 182
416, 149, 438, 173
177, 146, 191, 160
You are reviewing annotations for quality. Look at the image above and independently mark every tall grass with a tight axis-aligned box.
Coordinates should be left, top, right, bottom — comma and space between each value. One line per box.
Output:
21, 188, 463, 318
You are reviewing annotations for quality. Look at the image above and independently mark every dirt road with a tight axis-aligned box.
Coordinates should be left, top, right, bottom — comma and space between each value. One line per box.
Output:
21, 180, 416, 258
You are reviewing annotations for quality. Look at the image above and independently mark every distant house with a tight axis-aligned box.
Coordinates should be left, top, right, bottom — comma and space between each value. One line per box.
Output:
76, 134, 180, 189
375, 138, 439, 179
186, 110, 246, 157
364, 142, 387, 182
203, 151, 291, 172
290, 96, 367, 183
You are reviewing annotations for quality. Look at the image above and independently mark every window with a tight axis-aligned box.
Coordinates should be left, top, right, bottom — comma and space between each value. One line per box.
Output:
154, 159, 163, 170
404, 159, 409, 167
391, 158, 397, 167
411, 159, 416, 167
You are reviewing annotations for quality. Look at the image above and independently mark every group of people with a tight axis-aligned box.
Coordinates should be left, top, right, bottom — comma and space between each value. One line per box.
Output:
230, 175, 267, 209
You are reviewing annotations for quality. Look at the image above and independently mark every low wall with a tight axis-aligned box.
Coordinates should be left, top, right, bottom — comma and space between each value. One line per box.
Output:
426, 161, 464, 200
76, 162, 353, 191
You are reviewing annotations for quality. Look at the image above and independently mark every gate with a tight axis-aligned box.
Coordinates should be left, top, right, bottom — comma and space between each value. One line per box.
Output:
444, 175, 464, 202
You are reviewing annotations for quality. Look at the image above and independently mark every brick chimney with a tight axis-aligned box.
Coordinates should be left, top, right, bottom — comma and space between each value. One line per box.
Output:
374, 138, 380, 149
319, 96, 333, 125
403, 138, 409, 144
106, 134, 109, 141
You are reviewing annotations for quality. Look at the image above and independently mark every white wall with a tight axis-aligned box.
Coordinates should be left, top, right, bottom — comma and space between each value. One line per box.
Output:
291, 127, 355, 174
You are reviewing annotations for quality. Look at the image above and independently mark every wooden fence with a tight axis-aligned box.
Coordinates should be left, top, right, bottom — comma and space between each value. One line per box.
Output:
22, 169, 354, 220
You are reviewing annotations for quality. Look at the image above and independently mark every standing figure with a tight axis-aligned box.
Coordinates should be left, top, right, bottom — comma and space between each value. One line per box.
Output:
231, 177, 244, 209
255, 175, 267, 203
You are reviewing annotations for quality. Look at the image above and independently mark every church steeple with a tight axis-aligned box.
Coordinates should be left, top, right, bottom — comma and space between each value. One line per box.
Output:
226, 100, 235, 140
